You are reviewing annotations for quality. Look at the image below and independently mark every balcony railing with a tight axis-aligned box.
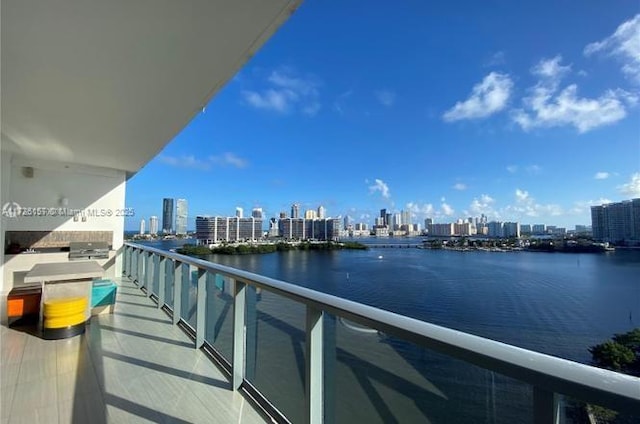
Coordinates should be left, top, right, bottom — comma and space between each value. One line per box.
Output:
121, 241, 639, 423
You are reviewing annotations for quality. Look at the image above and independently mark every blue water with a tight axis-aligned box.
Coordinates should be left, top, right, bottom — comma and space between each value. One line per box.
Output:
136, 238, 640, 422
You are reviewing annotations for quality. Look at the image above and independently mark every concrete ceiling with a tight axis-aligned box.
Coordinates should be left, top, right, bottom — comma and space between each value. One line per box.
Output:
1, 0, 300, 174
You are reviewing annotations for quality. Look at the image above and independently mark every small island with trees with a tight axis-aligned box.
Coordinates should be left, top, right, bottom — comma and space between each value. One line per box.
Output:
177, 240, 368, 256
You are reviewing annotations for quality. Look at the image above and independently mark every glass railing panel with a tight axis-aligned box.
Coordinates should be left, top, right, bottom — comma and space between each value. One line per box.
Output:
151, 255, 160, 296
245, 286, 306, 423
180, 265, 198, 329
164, 259, 174, 308
204, 273, 233, 362
326, 313, 532, 423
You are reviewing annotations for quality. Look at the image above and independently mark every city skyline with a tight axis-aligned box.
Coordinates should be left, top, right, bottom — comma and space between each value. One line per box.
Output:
124, 3, 639, 231
133, 198, 628, 234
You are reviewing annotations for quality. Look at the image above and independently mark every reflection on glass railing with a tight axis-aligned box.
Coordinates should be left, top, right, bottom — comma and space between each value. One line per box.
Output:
204, 273, 233, 362
245, 287, 306, 423
327, 314, 531, 423
563, 397, 639, 424
180, 266, 197, 329
164, 259, 174, 307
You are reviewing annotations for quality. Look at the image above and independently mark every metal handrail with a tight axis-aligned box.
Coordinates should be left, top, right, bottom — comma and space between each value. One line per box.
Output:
123, 241, 640, 417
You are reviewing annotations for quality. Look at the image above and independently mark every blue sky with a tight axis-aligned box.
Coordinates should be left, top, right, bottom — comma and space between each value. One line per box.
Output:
125, 1, 640, 231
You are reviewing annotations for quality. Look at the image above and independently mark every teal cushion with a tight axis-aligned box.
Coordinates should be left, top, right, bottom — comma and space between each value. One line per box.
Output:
91, 280, 117, 308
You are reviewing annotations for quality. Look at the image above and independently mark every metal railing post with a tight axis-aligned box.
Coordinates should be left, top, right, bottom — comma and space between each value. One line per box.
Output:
232, 278, 246, 391
173, 260, 183, 325
533, 387, 560, 424
196, 268, 207, 349
306, 307, 324, 424
158, 256, 166, 308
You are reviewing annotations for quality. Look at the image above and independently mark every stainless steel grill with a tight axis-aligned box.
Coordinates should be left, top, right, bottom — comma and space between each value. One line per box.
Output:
68, 241, 109, 260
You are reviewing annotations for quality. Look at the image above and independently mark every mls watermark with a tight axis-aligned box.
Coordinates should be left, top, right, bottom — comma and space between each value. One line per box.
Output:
1, 202, 135, 218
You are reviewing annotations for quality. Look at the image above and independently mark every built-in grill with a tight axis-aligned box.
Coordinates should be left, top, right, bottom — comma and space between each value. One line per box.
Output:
68, 241, 110, 260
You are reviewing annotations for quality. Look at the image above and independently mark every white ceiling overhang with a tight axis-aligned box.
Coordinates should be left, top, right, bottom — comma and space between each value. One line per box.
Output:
1, 0, 300, 174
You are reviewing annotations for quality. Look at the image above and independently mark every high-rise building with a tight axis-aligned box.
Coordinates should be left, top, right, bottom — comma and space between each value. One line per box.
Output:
176, 199, 188, 235
279, 211, 287, 219
591, 199, 640, 245
343, 215, 353, 230
139, 219, 146, 235
317, 205, 326, 219
149, 216, 159, 235
196, 216, 263, 243
380, 209, 387, 226
424, 218, 433, 232
304, 210, 317, 220
236, 207, 243, 218
487, 221, 504, 238
401, 210, 411, 226
252, 208, 263, 219
503, 222, 521, 238
162, 198, 174, 234
291, 203, 300, 219
532, 224, 546, 235
429, 223, 454, 236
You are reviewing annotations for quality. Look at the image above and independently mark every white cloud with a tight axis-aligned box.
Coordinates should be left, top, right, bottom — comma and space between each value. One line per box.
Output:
210, 152, 248, 168
584, 14, 640, 83
242, 89, 290, 112
513, 56, 637, 133
506, 165, 518, 173
594, 171, 610, 180
618, 172, 640, 197
405, 202, 436, 221
509, 189, 563, 218
443, 72, 513, 121
453, 183, 467, 191
485, 51, 506, 67
515, 189, 530, 202
468, 194, 498, 218
242, 69, 321, 115
441, 202, 454, 216
526, 164, 542, 174
159, 152, 248, 171
158, 155, 211, 171
368, 178, 391, 199
569, 198, 613, 215
531, 55, 571, 80
375, 90, 396, 107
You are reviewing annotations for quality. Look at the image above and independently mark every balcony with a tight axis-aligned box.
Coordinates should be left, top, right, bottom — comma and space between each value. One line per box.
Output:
8, 242, 636, 423
1, 275, 266, 423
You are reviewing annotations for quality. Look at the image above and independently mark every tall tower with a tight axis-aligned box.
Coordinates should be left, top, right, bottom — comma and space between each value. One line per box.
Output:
291, 203, 300, 219
162, 198, 174, 234
236, 207, 244, 218
139, 219, 146, 235
317, 205, 326, 219
252, 208, 263, 219
176, 199, 188, 235
149, 216, 159, 235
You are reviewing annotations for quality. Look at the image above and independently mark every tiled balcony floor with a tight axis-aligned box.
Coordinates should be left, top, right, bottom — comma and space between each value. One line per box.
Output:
1, 278, 267, 424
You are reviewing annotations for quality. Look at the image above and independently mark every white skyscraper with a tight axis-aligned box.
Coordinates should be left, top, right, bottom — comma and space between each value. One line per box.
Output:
317, 205, 326, 219
139, 219, 146, 235
236, 207, 243, 218
149, 216, 159, 235
176, 199, 188, 235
